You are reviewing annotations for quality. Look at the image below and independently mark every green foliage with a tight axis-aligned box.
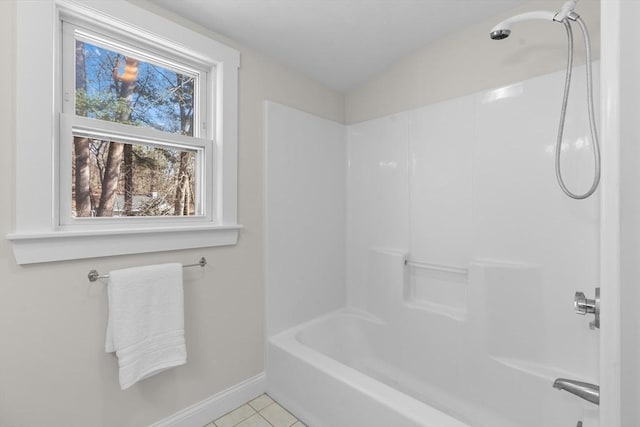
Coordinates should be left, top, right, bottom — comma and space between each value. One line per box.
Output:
76, 89, 134, 125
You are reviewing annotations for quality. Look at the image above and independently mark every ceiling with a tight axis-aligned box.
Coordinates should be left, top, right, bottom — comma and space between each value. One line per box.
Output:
150, 0, 529, 93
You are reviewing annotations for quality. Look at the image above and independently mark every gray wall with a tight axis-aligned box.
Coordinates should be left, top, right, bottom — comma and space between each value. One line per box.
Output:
264, 102, 346, 337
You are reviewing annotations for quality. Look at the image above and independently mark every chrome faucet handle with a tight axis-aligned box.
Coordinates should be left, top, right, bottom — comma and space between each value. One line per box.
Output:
574, 291, 586, 314
574, 288, 600, 329
574, 291, 594, 315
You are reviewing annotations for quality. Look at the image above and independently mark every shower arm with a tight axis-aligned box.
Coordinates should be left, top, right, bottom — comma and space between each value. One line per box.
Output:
489, 0, 579, 36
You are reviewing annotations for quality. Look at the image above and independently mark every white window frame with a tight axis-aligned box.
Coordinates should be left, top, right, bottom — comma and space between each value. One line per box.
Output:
8, 0, 241, 264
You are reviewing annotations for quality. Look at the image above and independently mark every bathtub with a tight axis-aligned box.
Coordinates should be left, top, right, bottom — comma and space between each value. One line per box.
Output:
266, 310, 469, 427
266, 308, 596, 427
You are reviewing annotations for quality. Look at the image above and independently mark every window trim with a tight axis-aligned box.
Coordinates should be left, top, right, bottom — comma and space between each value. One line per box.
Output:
8, 0, 241, 264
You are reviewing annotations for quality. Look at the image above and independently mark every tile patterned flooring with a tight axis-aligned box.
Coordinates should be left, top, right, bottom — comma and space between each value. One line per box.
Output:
205, 394, 305, 427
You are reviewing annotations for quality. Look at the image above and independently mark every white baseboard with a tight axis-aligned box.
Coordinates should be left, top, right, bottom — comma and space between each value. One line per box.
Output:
150, 373, 266, 427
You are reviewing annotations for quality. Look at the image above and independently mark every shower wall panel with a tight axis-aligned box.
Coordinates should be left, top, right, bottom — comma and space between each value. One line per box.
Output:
346, 116, 410, 310
408, 97, 474, 269
265, 101, 347, 336
346, 64, 600, 380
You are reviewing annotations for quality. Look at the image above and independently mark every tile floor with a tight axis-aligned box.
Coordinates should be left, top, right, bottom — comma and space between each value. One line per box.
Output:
205, 394, 305, 427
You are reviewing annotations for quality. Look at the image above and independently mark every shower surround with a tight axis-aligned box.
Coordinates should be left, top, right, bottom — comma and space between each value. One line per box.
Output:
265, 64, 600, 427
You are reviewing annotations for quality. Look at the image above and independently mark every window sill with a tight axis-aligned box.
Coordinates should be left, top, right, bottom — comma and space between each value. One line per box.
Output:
7, 224, 242, 264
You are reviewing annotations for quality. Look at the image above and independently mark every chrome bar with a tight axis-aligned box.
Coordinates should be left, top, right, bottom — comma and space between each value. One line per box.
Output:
88, 257, 207, 282
403, 258, 468, 275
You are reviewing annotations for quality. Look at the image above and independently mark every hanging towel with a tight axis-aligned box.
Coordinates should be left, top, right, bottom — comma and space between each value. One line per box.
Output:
105, 263, 186, 390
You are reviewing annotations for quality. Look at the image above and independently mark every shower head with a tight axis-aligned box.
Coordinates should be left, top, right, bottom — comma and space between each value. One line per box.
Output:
489, 10, 557, 40
489, 29, 511, 40
489, 1, 579, 40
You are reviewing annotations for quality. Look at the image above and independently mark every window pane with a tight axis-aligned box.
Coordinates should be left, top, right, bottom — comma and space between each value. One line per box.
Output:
75, 40, 196, 136
72, 136, 200, 218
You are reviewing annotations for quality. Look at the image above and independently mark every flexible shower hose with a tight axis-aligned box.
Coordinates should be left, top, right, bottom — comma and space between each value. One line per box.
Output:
556, 15, 601, 199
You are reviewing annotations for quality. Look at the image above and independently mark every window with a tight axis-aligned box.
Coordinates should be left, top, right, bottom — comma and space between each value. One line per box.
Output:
9, 0, 240, 264
61, 25, 210, 224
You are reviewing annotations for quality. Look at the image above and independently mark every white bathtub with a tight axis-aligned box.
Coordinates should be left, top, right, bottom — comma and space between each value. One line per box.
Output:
266, 308, 596, 427
267, 310, 469, 427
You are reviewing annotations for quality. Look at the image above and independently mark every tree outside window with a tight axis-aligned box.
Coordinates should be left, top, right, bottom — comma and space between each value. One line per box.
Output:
72, 40, 199, 218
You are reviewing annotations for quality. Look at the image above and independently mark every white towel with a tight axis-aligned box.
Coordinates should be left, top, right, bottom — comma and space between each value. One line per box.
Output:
105, 263, 186, 390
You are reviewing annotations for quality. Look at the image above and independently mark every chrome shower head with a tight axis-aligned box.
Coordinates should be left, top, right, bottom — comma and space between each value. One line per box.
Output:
489, 10, 556, 40
490, 29, 511, 40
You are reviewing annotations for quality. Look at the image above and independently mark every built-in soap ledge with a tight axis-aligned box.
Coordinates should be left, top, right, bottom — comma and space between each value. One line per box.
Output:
403, 258, 469, 320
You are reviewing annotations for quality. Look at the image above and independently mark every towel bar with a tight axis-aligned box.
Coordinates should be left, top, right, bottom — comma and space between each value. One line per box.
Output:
88, 257, 207, 282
